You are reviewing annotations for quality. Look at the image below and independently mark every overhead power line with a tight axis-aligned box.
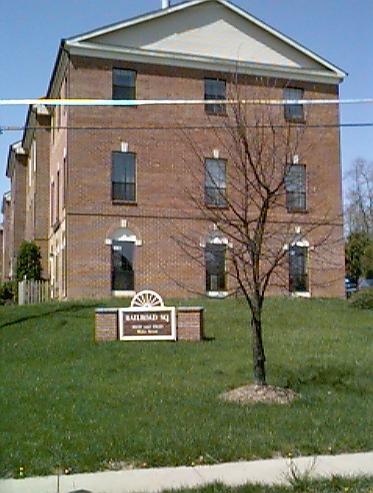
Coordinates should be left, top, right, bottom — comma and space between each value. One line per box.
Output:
0, 98, 373, 107
1, 123, 373, 133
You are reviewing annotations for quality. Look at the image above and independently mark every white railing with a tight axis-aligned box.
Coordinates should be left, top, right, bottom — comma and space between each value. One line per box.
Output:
18, 279, 50, 305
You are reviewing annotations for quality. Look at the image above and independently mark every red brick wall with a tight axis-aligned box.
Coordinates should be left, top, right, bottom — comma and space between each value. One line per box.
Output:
60, 56, 344, 299
95, 309, 118, 342
9, 157, 27, 277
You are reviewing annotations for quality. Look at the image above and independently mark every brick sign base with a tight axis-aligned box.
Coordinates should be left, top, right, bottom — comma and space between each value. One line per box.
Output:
95, 306, 204, 342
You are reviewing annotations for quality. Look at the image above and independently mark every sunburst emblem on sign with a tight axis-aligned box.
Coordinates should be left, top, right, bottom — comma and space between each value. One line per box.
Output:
130, 290, 164, 308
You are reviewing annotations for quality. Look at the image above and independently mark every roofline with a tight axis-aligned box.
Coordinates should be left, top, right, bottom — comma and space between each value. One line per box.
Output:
67, 0, 346, 79
67, 42, 345, 84
1, 191, 11, 215
6, 141, 26, 179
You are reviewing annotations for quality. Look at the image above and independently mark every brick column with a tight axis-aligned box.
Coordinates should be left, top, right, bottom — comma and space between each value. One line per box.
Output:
95, 308, 118, 342
177, 307, 204, 341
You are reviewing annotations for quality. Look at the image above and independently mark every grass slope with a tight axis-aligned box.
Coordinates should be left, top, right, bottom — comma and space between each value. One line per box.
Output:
0, 297, 372, 478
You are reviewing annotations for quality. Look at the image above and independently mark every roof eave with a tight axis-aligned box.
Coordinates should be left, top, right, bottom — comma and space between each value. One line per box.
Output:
6, 142, 27, 179
67, 41, 345, 84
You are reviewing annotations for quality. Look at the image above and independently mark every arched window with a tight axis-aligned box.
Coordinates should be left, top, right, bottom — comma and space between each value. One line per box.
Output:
288, 238, 309, 293
204, 232, 228, 294
109, 228, 137, 292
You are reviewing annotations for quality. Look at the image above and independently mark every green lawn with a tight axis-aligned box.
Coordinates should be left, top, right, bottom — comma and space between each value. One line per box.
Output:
165, 477, 373, 493
0, 297, 372, 478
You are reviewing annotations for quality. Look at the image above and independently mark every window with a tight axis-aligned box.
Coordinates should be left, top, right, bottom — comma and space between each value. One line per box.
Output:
62, 155, 67, 209
205, 158, 227, 207
112, 69, 136, 100
284, 87, 304, 122
205, 243, 226, 292
112, 152, 136, 202
111, 241, 135, 291
56, 170, 60, 223
50, 181, 55, 226
289, 245, 308, 292
204, 78, 226, 114
285, 164, 306, 212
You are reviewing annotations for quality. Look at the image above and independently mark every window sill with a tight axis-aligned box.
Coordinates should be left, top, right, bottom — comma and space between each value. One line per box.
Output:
287, 208, 308, 214
112, 290, 136, 298
291, 291, 311, 298
207, 291, 228, 298
112, 200, 137, 206
284, 117, 306, 124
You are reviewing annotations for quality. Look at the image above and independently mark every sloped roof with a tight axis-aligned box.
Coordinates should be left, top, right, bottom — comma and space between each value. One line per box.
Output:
65, 0, 345, 82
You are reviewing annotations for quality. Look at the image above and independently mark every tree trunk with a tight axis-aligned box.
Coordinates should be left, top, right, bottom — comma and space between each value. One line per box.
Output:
251, 315, 266, 386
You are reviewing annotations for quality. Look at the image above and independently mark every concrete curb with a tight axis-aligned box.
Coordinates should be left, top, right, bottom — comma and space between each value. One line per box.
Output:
1, 452, 372, 493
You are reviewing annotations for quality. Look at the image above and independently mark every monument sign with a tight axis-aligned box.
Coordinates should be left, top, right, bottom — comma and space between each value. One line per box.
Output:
118, 290, 176, 341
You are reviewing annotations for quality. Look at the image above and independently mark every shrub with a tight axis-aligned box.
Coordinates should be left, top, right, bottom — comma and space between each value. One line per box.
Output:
349, 288, 373, 310
0, 281, 18, 305
16, 241, 42, 281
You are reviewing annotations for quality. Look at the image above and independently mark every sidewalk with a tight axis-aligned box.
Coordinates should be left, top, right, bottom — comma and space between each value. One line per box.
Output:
1, 452, 372, 493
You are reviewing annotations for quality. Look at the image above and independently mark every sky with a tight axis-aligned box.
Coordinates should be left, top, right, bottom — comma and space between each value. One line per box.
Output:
0, 0, 372, 215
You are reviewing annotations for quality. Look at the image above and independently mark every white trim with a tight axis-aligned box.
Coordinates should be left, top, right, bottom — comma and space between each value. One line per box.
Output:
207, 291, 229, 298
112, 290, 136, 297
66, 0, 345, 79
66, 42, 344, 84
292, 291, 311, 298
208, 236, 230, 246
118, 306, 177, 341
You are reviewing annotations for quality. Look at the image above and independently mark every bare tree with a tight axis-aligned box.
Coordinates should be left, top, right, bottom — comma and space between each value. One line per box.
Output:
175, 81, 343, 386
345, 158, 373, 236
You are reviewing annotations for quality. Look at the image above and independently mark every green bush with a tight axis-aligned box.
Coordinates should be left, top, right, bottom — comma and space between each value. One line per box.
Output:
15, 241, 42, 281
0, 281, 18, 305
349, 288, 373, 310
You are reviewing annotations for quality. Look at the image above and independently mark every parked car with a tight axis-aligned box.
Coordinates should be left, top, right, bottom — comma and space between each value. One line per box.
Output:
358, 278, 373, 291
345, 278, 357, 298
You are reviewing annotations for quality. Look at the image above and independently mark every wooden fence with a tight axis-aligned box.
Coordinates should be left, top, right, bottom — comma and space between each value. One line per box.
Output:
18, 280, 50, 305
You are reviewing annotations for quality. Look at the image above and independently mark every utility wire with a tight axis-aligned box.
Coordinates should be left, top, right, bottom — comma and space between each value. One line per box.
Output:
1, 123, 373, 132
1, 98, 373, 107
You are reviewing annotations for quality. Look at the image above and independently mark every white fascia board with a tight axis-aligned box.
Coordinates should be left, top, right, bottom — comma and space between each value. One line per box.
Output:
67, 0, 346, 80
66, 42, 343, 84
33, 104, 49, 116
12, 141, 26, 155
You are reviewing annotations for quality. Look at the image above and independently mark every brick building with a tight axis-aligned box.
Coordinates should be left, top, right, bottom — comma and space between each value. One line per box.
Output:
2, 0, 346, 299
1, 191, 12, 280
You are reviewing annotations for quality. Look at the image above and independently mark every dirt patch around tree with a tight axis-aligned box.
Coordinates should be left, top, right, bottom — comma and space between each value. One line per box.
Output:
220, 384, 299, 405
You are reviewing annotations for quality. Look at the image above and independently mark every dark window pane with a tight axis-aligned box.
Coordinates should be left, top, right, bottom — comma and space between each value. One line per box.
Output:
289, 245, 308, 292
205, 78, 226, 114
205, 159, 227, 206
284, 87, 304, 121
285, 164, 306, 211
112, 152, 136, 202
111, 241, 135, 290
205, 244, 226, 291
113, 69, 136, 100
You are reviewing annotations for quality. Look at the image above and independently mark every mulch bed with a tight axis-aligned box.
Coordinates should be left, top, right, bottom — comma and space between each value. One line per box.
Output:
220, 384, 299, 405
